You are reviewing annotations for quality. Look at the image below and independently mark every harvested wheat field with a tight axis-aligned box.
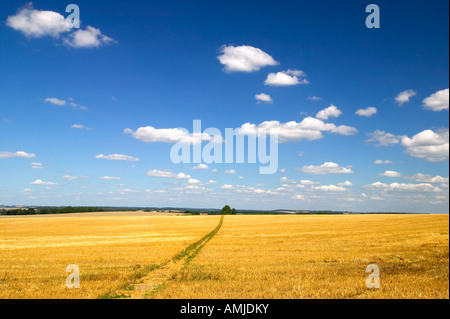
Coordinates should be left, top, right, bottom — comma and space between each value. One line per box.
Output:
0, 213, 448, 299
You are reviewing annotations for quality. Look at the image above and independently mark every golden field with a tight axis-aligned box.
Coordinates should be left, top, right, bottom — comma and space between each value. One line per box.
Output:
0, 213, 448, 299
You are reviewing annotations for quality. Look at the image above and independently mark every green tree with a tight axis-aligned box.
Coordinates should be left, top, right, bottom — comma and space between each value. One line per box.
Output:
231, 208, 236, 215
221, 205, 232, 215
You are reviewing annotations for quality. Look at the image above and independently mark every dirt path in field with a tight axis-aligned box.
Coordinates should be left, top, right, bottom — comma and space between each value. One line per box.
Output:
101, 216, 223, 299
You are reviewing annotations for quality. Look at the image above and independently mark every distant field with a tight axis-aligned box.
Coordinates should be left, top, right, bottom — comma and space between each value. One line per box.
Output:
0, 213, 448, 299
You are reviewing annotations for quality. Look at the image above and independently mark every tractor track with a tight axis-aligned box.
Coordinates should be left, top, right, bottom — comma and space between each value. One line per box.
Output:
100, 216, 223, 299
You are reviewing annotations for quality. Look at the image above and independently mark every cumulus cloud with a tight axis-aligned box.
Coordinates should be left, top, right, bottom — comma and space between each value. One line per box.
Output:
422, 89, 449, 111
45, 97, 66, 106
6, 3, 70, 38
366, 181, 441, 192
355, 106, 377, 117
192, 164, 209, 170
255, 93, 273, 103
380, 170, 402, 178
313, 185, 347, 191
64, 26, 115, 48
146, 169, 190, 179
7, 4, 115, 49
237, 116, 357, 143
187, 178, 202, 184
338, 180, 353, 187
224, 169, 236, 174
0, 151, 36, 158
124, 127, 216, 145
405, 173, 449, 184
401, 129, 449, 162
206, 180, 218, 184
95, 154, 139, 162
126, 114, 357, 146
374, 160, 393, 165
316, 105, 342, 121
300, 162, 354, 175
308, 96, 322, 100
30, 179, 57, 185
265, 69, 309, 86
395, 89, 417, 105
367, 130, 400, 146
217, 45, 278, 72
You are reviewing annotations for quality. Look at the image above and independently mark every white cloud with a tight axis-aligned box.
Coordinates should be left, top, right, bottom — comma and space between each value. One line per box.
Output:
395, 89, 417, 105
187, 178, 202, 184
220, 184, 234, 189
401, 129, 449, 162
374, 160, 393, 165
45, 97, 66, 106
64, 26, 115, 48
146, 169, 190, 179
292, 194, 305, 200
313, 185, 347, 191
280, 168, 286, 173
380, 170, 402, 178
95, 154, 139, 162
224, 169, 236, 174
192, 164, 209, 170
62, 175, 88, 181
255, 93, 273, 103
31, 162, 43, 169
308, 96, 322, 100
127, 114, 357, 146
6, 3, 70, 38
99, 176, 121, 180
124, 127, 216, 145
355, 106, 377, 117
206, 180, 218, 185
265, 69, 309, 86
300, 180, 321, 186
338, 180, 353, 187
316, 105, 342, 121
300, 162, 354, 175
237, 116, 357, 143
217, 45, 278, 72
422, 89, 449, 111
30, 179, 57, 185
367, 130, 400, 146
366, 181, 441, 192
0, 151, 36, 158
405, 173, 449, 184
71, 124, 92, 130
45, 97, 87, 110
280, 177, 296, 184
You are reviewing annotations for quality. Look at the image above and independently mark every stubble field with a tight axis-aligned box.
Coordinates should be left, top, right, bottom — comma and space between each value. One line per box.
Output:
0, 212, 448, 299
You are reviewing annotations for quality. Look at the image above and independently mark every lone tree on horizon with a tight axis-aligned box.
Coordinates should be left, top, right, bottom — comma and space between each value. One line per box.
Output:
221, 205, 237, 215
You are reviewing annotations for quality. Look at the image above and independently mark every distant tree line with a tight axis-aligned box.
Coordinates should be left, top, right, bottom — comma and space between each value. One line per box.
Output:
0, 206, 105, 216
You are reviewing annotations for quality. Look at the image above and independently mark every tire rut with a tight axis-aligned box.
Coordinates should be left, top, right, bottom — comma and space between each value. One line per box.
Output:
101, 216, 223, 299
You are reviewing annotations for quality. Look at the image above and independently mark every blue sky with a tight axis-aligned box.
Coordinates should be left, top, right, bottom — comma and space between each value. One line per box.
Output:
0, 0, 448, 213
